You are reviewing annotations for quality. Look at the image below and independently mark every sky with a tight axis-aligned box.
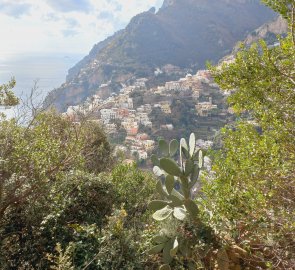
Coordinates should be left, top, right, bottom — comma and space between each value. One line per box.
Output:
0, 0, 163, 57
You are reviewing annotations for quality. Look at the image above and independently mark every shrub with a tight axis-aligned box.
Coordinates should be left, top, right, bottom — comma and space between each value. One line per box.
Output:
0, 111, 115, 269
0, 171, 117, 269
111, 163, 156, 219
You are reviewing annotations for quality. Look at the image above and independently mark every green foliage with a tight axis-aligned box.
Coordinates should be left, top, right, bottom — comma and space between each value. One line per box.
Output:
47, 243, 75, 270
80, 121, 114, 173
0, 111, 115, 269
262, 0, 294, 20
93, 208, 144, 269
0, 171, 117, 269
0, 78, 19, 106
210, 37, 295, 136
1, 2, 293, 269
0, 111, 113, 220
206, 7, 295, 268
148, 134, 214, 268
111, 163, 156, 216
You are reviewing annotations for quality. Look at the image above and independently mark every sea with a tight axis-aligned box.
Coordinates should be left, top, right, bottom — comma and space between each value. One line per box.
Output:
0, 52, 83, 118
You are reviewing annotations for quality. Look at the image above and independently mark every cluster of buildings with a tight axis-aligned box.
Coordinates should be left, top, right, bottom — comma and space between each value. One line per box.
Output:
153, 73, 202, 99
63, 79, 157, 160
151, 71, 221, 117
195, 97, 218, 117
154, 101, 172, 114
99, 103, 153, 137
63, 69, 230, 161
125, 133, 155, 160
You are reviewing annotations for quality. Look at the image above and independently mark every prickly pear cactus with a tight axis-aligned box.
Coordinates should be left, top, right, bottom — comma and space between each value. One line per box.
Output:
148, 133, 205, 268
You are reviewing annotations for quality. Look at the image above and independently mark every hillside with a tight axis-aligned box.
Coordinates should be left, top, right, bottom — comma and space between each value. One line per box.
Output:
234, 15, 288, 51
45, 0, 276, 111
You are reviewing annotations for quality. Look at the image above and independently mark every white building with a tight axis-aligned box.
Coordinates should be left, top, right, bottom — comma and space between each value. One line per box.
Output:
100, 109, 117, 123
138, 150, 148, 160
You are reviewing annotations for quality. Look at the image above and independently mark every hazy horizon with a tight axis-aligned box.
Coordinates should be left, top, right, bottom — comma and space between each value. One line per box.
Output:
0, 0, 164, 103
0, 52, 83, 98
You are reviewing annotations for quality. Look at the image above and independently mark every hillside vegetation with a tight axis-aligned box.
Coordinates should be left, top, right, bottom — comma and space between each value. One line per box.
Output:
0, 0, 294, 269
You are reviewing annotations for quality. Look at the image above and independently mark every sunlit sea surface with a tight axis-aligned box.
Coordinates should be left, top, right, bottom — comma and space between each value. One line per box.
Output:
0, 52, 83, 118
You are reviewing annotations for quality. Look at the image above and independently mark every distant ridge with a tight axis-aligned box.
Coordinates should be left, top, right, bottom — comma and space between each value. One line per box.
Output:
45, 0, 276, 111
235, 16, 288, 50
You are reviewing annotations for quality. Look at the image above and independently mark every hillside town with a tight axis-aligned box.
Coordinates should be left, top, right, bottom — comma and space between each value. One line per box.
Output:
63, 68, 233, 162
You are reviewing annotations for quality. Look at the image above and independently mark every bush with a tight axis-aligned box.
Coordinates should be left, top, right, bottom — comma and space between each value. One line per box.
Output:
0, 171, 117, 269
0, 111, 113, 219
0, 111, 115, 269
111, 163, 156, 219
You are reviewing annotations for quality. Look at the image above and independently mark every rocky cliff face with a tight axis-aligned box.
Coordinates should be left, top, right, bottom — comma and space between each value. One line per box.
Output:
238, 16, 288, 48
45, 0, 276, 111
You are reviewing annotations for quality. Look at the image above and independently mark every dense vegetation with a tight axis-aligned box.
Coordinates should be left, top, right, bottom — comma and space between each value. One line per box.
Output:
0, 1, 294, 269
0, 106, 156, 269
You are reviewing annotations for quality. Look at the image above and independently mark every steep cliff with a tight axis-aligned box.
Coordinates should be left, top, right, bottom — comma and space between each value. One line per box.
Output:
45, 0, 276, 111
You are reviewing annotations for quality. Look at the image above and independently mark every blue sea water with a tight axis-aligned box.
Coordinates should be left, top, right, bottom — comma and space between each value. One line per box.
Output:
0, 52, 83, 117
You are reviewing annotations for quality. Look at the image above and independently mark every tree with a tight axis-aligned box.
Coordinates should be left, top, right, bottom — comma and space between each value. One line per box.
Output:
205, 1, 295, 268
0, 78, 19, 106
0, 111, 113, 220
0, 110, 115, 269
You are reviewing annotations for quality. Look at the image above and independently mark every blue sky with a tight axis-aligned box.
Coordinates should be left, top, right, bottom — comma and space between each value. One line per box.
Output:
0, 0, 163, 57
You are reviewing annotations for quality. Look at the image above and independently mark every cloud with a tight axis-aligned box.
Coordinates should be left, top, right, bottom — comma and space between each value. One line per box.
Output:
0, 2, 31, 18
45, 0, 92, 13
98, 11, 114, 20
66, 18, 79, 28
62, 29, 79, 37
0, 0, 164, 55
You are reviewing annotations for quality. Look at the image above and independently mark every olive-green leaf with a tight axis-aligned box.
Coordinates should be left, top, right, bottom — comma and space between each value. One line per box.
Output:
151, 154, 160, 166
165, 175, 174, 194
148, 243, 165, 254
189, 164, 200, 188
171, 188, 184, 201
159, 139, 169, 156
168, 194, 183, 207
184, 199, 199, 219
180, 138, 188, 151
169, 139, 179, 157
173, 207, 187, 221
153, 235, 169, 244
189, 133, 196, 157
163, 239, 174, 264
185, 159, 194, 176
191, 164, 200, 180
160, 158, 182, 176
181, 147, 190, 160
180, 138, 188, 163
156, 181, 169, 198
148, 200, 169, 211
153, 206, 173, 221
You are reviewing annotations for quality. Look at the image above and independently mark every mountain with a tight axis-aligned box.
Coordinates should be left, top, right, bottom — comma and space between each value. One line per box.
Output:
235, 15, 288, 49
218, 15, 288, 64
45, 0, 276, 111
